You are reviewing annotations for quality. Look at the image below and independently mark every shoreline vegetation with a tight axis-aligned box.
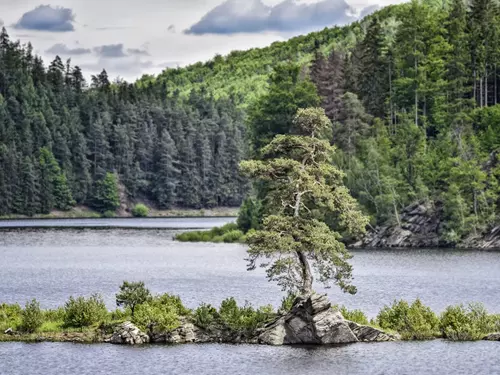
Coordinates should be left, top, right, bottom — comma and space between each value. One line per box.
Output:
1, 283, 499, 345
0, 206, 239, 221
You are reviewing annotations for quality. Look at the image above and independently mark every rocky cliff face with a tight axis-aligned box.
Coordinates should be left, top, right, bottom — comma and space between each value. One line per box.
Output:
354, 202, 443, 248
354, 200, 500, 249
460, 226, 500, 249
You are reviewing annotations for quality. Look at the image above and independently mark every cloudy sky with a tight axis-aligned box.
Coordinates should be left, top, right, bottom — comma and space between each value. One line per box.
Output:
0, 0, 404, 82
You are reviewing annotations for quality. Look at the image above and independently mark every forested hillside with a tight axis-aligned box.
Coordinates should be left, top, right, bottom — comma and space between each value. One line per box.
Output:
152, 0, 500, 244
2, 0, 500, 246
0, 28, 247, 216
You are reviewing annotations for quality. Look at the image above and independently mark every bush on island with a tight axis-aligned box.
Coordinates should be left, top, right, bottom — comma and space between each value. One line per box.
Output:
21, 299, 44, 333
63, 294, 108, 328
133, 294, 190, 333
376, 299, 439, 340
440, 303, 500, 341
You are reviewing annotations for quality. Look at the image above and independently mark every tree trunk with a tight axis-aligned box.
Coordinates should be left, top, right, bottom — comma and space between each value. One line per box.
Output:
495, 64, 498, 105
414, 51, 418, 126
485, 66, 488, 107
297, 250, 313, 295
294, 187, 313, 295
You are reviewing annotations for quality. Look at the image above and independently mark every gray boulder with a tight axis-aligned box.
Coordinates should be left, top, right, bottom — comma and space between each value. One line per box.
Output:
151, 319, 213, 344
348, 321, 400, 342
110, 322, 149, 345
258, 293, 358, 345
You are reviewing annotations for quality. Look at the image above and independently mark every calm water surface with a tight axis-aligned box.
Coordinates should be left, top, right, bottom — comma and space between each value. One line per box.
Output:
0, 217, 235, 229
1, 221, 499, 375
0, 341, 499, 375
0, 225, 499, 315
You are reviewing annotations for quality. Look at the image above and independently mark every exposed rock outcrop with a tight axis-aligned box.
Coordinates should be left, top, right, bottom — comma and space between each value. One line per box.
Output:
460, 226, 500, 249
110, 322, 149, 345
257, 293, 397, 345
150, 319, 215, 344
347, 321, 400, 342
109, 297, 398, 346
484, 333, 500, 341
353, 201, 444, 248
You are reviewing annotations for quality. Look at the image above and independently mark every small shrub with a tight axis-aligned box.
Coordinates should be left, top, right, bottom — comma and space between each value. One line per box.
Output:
376, 299, 439, 340
0, 303, 22, 331
103, 210, 116, 218
175, 222, 243, 243
110, 308, 131, 322
211, 223, 239, 236
116, 281, 151, 317
21, 299, 44, 333
63, 294, 108, 328
279, 292, 297, 314
133, 294, 190, 333
218, 298, 275, 334
194, 303, 218, 329
334, 305, 369, 325
221, 230, 244, 243
132, 204, 149, 218
440, 303, 497, 341
43, 308, 65, 323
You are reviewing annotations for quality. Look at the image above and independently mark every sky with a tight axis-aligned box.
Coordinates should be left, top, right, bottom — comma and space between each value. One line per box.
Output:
0, 0, 405, 82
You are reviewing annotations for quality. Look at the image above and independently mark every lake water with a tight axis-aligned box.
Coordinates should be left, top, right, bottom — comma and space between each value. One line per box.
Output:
1, 219, 499, 375
0, 217, 235, 229
1, 341, 499, 375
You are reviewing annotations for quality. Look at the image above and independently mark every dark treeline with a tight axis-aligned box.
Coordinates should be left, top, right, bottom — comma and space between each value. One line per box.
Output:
0, 28, 247, 216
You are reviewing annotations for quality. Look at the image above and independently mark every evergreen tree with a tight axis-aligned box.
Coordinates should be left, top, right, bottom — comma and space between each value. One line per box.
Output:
153, 129, 179, 209
248, 63, 319, 152
92, 172, 120, 213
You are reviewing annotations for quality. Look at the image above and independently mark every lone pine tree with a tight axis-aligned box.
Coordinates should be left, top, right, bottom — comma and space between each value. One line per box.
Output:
241, 108, 368, 295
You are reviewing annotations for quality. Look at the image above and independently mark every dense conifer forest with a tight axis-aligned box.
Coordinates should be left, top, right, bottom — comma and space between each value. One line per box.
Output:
0, 29, 248, 216
3, 0, 500, 245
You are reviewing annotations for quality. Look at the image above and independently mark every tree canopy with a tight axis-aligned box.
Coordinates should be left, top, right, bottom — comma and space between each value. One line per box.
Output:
241, 108, 368, 295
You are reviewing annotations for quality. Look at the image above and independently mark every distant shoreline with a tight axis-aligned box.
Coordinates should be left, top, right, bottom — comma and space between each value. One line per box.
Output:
0, 206, 240, 221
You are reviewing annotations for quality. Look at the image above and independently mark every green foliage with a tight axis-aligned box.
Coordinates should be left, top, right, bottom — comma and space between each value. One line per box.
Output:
133, 294, 190, 333
242, 107, 368, 294
248, 63, 320, 151
0, 303, 22, 331
221, 230, 245, 243
218, 297, 275, 334
43, 308, 65, 323
237, 197, 262, 233
92, 173, 120, 213
21, 299, 44, 333
116, 281, 152, 317
376, 299, 440, 340
102, 210, 116, 218
193, 303, 219, 329
3, 0, 500, 243
38, 147, 75, 212
278, 292, 297, 314
334, 305, 369, 325
175, 222, 244, 243
132, 204, 149, 218
440, 303, 499, 341
63, 294, 108, 328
